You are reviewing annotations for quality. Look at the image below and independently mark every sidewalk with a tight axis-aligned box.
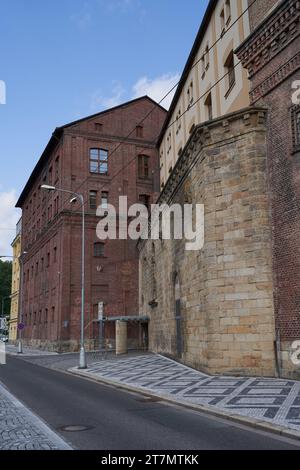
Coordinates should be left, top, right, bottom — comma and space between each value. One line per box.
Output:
70, 353, 300, 439
5, 344, 58, 356
0, 382, 72, 450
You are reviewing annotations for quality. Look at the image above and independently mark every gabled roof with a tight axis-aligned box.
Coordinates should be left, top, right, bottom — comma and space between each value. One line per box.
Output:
16, 96, 166, 208
157, 0, 217, 146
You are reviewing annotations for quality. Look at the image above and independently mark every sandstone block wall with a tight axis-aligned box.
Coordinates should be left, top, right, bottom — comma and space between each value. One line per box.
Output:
139, 107, 277, 377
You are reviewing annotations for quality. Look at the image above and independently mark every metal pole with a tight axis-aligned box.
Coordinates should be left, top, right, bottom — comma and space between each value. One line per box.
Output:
79, 194, 87, 368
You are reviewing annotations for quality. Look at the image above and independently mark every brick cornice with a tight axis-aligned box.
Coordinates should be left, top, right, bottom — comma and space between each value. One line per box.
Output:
250, 51, 300, 103
64, 130, 157, 149
236, 0, 300, 78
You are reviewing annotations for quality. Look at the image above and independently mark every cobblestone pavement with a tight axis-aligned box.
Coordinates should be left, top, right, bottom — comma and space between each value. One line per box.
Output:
0, 382, 72, 450
71, 354, 300, 432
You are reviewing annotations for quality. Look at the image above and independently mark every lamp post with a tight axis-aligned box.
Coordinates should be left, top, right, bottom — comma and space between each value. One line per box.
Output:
41, 185, 87, 369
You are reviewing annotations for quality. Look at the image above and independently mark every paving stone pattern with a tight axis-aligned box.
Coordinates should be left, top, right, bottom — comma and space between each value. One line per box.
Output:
84, 354, 300, 431
0, 383, 71, 450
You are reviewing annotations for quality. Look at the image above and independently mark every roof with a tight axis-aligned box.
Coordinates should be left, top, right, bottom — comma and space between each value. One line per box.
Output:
16, 96, 167, 208
157, 0, 217, 146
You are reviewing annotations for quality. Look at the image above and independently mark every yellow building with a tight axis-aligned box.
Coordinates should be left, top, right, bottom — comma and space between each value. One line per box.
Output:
158, 0, 251, 188
9, 218, 22, 341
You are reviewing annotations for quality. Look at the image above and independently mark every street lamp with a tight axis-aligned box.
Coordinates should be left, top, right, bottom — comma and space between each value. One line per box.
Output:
41, 185, 87, 369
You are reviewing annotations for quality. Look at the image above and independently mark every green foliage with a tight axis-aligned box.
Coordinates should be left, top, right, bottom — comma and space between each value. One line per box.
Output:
0, 260, 12, 316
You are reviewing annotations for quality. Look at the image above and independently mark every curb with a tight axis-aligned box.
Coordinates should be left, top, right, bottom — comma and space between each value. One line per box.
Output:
69, 367, 300, 443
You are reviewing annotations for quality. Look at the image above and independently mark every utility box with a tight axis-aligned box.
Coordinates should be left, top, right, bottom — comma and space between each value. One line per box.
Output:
116, 321, 128, 355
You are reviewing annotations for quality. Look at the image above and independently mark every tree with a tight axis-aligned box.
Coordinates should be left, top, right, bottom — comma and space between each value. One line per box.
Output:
0, 260, 12, 316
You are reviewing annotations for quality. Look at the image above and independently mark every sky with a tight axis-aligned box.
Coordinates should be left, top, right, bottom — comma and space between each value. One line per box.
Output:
0, 0, 209, 256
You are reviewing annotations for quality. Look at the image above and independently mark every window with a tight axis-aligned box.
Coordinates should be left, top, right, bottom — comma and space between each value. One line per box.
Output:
136, 125, 143, 138
201, 55, 205, 77
224, 51, 235, 96
89, 190, 97, 210
205, 44, 209, 70
51, 307, 55, 323
205, 92, 213, 121
187, 81, 194, 107
94, 242, 104, 257
47, 252, 50, 267
138, 155, 150, 179
176, 109, 181, 134
89, 148, 108, 174
139, 194, 150, 211
95, 123, 103, 132
225, 0, 231, 25
291, 105, 300, 152
48, 166, 52, 185
167, 132, 172, 154
44, 308, 48, 324
54, 247, 57, 263
101, 191, 108, 208
41, 257, 44, 271
55, 156, 59, 181
220, 8, 225, 34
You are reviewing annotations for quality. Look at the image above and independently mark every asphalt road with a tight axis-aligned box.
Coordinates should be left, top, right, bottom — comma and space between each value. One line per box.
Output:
1, 355, 300, 450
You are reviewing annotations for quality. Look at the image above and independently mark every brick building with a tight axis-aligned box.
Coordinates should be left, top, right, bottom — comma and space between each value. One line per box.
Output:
16, 97, 166, 351
236, 0, 300, 377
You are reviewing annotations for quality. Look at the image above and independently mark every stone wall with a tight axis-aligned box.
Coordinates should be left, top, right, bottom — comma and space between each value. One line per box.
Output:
139, 106, 277, 377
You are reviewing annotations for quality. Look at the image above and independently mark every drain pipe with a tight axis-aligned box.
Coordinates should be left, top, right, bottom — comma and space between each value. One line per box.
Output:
274, 329, 281, 378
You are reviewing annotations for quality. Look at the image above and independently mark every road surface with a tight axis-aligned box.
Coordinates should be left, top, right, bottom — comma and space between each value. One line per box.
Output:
1, 355, 300, 450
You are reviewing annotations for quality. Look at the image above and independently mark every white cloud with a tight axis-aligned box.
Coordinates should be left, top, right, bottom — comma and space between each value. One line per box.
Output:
0, 190, 20, 257
132, 73, 180, 109
88, 72, 180, 115
90, 82, 125, 112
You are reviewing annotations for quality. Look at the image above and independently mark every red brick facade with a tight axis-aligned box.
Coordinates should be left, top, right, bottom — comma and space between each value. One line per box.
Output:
236, 0, 300, 375
16, 97, 166, 351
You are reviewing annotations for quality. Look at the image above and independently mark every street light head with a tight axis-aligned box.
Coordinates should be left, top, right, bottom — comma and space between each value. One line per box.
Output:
70, 196, 77, 204
41, 184, 56, 191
